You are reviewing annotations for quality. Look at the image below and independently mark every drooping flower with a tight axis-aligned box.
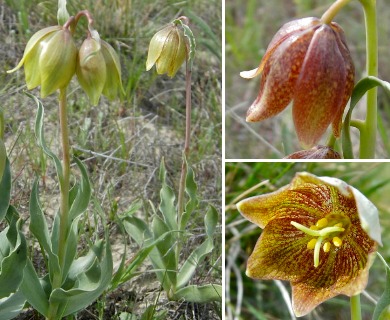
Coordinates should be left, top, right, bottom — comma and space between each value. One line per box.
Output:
146, 23, 187, 78
240, 17, 355, 148
237, 172, 381, 317
7, 26, 77, 97
284, 145, 341, 159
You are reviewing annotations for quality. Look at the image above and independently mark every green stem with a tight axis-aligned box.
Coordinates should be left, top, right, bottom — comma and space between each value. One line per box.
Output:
47, 87, 71, 320
350, 294, 362, 320
177, 57, 192, 228
321, 0, 352, 24
359, 0, 378, 158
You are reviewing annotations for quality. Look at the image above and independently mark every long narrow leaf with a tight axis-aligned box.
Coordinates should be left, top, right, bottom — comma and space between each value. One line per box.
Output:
158, 160, 177, 230
173, 284, 222, 303
0, 158, 11, 222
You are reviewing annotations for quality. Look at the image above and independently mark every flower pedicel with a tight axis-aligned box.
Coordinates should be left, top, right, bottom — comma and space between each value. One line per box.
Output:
237, 172, 381, 316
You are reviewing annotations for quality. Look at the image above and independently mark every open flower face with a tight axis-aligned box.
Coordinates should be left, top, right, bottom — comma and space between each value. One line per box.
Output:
240, 18, 355, 148
237, 172, 381, 317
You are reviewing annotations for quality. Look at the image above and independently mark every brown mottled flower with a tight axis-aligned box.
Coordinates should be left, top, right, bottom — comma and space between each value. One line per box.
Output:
284, 145, 341, 159
237, 172, 381, 316
241, 17, 355, 148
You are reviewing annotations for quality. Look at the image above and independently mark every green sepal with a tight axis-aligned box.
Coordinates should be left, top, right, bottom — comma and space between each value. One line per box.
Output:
342, 76, 390, 159
57, 0, 70, 25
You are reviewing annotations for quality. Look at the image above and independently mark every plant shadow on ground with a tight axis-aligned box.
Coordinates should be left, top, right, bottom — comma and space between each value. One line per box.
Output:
0, 0, 222, 319
225, 0, 390, 159
225, 162, 390, 320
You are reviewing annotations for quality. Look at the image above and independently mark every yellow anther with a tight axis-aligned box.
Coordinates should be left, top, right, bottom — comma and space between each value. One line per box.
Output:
307, 238, 317, 250
316, 218, 328, 229
310, 225, 319, 230
333, 223, 343, 228
323, 241, 331, 253
333, 237, 342, 247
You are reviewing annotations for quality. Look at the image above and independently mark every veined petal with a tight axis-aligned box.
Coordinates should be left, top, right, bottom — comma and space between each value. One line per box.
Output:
292, 236, 376, 316
237, 175, 338, 228
39, 29, 77, 97
155, 28, 178, 76
146, 25, 171, 71
293, 25, 346, 148
7, 25, 61, 73
330, 23, 355, 138
247, 216, 316, 281
246, 27, 316, 122
167, 27, 186, 78
101, 40, 125, 99
240, 17, 321, 80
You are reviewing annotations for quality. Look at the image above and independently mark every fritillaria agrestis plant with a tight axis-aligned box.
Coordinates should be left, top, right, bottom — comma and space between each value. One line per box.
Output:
4, 3, 124, 319
237, 172, 382, 317
119, 16, 222, 303
241, 0, 390, 158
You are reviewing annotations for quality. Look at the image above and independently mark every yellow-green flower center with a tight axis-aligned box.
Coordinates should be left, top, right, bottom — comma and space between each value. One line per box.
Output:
291, 215, 350, 268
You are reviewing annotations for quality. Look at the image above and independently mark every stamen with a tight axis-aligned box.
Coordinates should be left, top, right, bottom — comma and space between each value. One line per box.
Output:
333, 236, 342, 247
333, 223, 343, 228
323, 241, 331, 253
307, 238, 317, 250
290, 221, 321, 237
313, 236, 324, 268
318, 226, 345, 237
310, 225, 319, 230
316, 218, 328, 228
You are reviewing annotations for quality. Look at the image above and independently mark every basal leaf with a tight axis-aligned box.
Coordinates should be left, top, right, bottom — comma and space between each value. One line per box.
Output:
68, 157, 91, 221
180, 164, 199, 230
173, 284, 222, 303
0, 290, 26, 320
158, 160, 177, 230
0, 158, 11, 222
205, 205, 218, 238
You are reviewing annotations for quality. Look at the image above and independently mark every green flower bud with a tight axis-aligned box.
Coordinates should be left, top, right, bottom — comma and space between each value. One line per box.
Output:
76, 38, 123, 105
146, 23, 187, 78
8, 26, 77, 98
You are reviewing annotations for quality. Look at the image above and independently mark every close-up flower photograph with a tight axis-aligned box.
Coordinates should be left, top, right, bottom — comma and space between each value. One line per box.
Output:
225, 0, 390, 159
225, 162, 390, 319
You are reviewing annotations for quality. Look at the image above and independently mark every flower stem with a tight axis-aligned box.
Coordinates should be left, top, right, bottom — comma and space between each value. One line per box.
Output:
359, 0, 378, 158
177, 57, 192, 228
321, 0, 352, 24
47, 87, 71, 320
350, 294, 362, 320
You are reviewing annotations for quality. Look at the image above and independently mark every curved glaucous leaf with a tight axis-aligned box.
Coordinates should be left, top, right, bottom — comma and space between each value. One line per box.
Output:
20, 260, 50, 316
173, 284, 222, 303
28, 92, 63, 183
29, 180, 61, 281
0, 158, 11, 222
373, 258, 390, 320
0, 140, 6, 183
158, 160, 177, 230
152, 215, 177, 290
0, 290, 26, 320
0, 208, 27, 298
49, 233, 113, 317
342, 76, 390, 159
180, 164, 199, 230
68, 157, 92, 221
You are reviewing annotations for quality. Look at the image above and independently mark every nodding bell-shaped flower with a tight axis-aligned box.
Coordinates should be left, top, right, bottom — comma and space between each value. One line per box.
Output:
146, 23, 187, 78
8, 26, 77, 97
241, 17, 355, 148
237, 172, 381, 317
76, 38, 124, 106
